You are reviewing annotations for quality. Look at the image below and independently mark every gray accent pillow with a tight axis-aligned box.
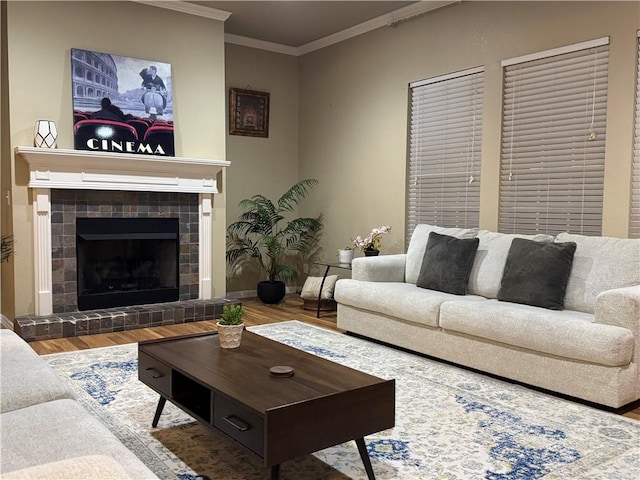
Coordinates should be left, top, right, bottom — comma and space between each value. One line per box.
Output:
497, 238, 577, 310
416, 232, 480, 295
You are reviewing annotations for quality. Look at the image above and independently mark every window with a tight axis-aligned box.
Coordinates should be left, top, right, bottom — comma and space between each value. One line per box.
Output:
407, 67, 484, 238
499, 38, 609, 236
631, 33, 640, 238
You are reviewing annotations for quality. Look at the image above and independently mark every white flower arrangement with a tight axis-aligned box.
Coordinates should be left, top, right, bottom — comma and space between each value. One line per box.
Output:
353, 226, 391, 252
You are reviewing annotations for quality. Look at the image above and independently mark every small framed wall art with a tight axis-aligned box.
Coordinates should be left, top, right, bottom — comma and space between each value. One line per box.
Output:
229, 88, 270, 138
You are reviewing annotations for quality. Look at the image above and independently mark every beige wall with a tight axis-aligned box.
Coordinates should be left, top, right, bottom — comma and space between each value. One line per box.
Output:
1, 1, 14, 319
4, 1, 227, 316
298, 1, 640, 256
224, 43, 301, 293
3, 2, 638, 305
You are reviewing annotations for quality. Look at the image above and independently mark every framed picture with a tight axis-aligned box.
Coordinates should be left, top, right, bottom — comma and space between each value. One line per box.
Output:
71, 48, 174, 156
229, 88, 270, 138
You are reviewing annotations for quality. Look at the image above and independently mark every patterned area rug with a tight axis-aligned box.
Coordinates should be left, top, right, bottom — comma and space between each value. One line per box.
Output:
44, 321, 640, 480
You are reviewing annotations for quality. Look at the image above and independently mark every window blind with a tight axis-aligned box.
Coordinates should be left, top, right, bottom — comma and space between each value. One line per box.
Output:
499, 40, 609, 236
630, 34, 640, 238
407, 67, 483, 239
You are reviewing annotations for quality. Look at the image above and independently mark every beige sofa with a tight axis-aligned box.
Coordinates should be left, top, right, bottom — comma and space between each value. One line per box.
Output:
0, 329, 159, 479
335, 224, 640, 408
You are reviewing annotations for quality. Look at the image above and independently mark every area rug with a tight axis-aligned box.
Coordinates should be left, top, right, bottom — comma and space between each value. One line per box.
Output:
44, 321, 639, 480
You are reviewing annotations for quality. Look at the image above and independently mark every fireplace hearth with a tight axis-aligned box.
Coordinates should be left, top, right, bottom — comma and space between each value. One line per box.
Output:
76, 217, 179, 310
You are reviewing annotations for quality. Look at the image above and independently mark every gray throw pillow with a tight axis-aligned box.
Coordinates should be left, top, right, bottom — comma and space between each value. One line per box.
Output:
497, 238, 577, 310
416, 232, 480, 295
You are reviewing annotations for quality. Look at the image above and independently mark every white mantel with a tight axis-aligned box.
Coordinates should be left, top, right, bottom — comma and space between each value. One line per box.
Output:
17, 146, 229, 193
15, 147, 230, 316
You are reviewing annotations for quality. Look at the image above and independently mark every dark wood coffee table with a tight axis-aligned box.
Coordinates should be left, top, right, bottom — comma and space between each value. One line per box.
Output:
138, 330, 395, 479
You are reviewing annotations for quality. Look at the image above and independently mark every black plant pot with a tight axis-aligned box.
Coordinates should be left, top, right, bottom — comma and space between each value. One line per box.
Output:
257, 280, 286, 304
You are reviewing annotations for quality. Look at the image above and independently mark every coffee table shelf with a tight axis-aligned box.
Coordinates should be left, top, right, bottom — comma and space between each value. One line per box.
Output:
172, 371, 212, 422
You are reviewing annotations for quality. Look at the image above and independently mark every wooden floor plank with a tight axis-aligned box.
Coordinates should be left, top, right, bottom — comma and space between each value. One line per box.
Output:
27, 294, 639, 420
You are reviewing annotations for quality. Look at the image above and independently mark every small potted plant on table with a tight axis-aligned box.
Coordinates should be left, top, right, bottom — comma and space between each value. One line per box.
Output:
337, 246, 354, 264
217, 304, 245, 349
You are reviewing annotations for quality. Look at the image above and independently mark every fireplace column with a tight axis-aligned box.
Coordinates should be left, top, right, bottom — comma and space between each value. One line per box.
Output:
33, 188, 53, 316
199, 193, 213, 299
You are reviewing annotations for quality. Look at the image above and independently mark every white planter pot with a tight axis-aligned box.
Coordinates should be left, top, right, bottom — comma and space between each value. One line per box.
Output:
216, 322, 244, 349
338, 249, 354, 264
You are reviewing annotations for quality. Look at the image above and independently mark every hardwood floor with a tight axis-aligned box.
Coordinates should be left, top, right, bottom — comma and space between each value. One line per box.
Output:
29, 294, 639, 420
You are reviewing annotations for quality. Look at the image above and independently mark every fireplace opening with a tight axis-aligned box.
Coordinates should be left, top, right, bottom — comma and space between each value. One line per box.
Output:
76, 217, 179, 311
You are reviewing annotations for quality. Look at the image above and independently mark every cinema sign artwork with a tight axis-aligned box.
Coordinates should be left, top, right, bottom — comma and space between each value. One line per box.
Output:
71, 48, 175, 157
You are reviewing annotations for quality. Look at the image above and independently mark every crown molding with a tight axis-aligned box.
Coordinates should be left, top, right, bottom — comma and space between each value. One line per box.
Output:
224, 34, 299, 56
135, 0, 459, 56
132, 0, 232, 22
297, 0, 459, 55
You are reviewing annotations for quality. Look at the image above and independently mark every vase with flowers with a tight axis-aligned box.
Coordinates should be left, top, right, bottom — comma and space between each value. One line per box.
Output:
353, 226, 391, 256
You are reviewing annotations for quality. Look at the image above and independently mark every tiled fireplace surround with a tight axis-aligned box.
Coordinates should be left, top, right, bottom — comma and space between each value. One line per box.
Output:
50, 190, 200, 312
15, 147, 235, 342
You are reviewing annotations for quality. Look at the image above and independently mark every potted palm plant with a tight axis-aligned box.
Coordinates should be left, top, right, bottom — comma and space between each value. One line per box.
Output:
226, 179, 323, 304
217, 304, 245, 349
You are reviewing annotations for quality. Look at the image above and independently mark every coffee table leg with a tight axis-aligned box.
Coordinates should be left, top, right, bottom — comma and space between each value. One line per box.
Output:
270, 464, 280, 480
152, 396, 167, 428
355, 437, 376, 480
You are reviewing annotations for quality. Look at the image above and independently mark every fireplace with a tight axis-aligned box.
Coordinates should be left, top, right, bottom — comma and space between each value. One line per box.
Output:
18, 146, 229, 317
76, 217, 179, 310
13, 147, 233, 342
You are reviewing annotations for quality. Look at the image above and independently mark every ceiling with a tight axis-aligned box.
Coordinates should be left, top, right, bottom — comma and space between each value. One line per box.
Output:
188, 1, 422, 47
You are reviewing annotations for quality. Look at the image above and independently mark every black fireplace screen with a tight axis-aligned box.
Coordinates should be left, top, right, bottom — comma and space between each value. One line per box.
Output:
76, 217, 179, 310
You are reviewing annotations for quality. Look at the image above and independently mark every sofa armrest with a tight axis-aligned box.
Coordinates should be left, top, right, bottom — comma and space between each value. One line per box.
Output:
594, 286, 640, 335
351, 254, 406, 282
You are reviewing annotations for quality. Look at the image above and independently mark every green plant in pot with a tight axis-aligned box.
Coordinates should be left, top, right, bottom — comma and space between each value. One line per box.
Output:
217, 304, 245, 349
1, 234, 14, 263
226, 179, 323, 304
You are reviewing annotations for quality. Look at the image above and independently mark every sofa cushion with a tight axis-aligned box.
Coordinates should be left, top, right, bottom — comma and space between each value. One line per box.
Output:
497, 238, 577, 310
0, 330, 74, 413
0, 399, 158, 478
416, 232, 479, 295
440, 299, 634, 367
468, 230, 554, 298
334, 279, 486, 328
2, 455, 132, 480
406, 224, 479, 284
555, 232, 640, 314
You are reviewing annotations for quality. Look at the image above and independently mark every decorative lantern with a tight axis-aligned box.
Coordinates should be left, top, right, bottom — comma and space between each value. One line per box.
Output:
34, 120, 58, 148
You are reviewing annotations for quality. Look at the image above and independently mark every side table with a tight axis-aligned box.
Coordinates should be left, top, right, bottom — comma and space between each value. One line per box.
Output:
313, 262, 352, 318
